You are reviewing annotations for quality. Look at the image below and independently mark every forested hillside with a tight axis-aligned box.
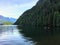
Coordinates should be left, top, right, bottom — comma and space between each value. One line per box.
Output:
15, 0, 60, 34
15, 0, 60, 30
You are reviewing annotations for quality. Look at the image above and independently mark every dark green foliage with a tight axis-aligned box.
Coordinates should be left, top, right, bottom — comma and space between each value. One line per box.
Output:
15, 0, 60, 36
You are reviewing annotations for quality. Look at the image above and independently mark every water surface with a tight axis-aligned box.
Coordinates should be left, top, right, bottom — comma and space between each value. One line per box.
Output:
0, 25, 36, 45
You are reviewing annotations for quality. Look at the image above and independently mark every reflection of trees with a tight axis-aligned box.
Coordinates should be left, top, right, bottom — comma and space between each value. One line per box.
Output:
18, 24, 60, 45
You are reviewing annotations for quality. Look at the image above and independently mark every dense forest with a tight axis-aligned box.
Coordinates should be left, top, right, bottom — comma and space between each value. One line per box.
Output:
14, 0, 60, 36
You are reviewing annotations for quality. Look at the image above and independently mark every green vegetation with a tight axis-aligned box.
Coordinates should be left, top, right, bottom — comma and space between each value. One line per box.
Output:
3, 22, 13, 25
15, 0, 60, 28
15, 0, 60, 45
15, 0, 60, 34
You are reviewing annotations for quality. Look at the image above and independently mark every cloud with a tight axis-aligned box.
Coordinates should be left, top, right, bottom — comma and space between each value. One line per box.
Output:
0, 0, 38, 19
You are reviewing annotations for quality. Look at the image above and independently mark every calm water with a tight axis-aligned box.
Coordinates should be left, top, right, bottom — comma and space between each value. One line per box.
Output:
0, 25, 36, 45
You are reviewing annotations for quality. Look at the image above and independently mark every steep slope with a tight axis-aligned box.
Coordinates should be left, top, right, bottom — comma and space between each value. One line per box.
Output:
14, 0, 60, 30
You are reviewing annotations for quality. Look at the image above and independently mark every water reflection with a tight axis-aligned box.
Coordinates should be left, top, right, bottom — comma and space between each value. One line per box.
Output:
17, 25, 60, 45
0, 25, 35, 45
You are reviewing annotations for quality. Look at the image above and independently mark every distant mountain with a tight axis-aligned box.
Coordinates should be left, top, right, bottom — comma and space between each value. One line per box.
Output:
0, 15, 16, 24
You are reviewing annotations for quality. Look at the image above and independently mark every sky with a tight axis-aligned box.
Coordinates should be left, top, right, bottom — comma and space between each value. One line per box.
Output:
0, 0, 38, 19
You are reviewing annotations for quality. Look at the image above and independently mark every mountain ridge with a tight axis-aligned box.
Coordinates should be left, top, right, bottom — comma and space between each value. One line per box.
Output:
0, 15, 16, 24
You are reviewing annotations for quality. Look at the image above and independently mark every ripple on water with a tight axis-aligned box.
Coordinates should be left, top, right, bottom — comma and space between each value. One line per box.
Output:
0, 25, 35, 45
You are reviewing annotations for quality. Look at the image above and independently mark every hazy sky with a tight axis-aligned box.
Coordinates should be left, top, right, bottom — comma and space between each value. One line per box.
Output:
0, 0, 38, 19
